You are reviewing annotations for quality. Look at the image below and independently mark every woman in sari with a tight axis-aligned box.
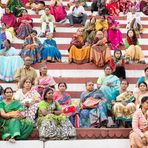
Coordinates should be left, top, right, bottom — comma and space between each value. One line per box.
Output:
134, 82, 148, 109
106, 0, 120, 16
119, 0, 133, 14
34, 64, 56, 97
16, 9, 33, 40
68, 28, 91, 64
90, 31, 111, 67
140, 0, 148, 15
0, 87, 33, 142
79, 81, 108, 128
1, 7, 18, 30
37, 87, 76, 140
7, 0, 25, 17
124, 29, 145, 64
54, 82, 79, 127
21, 30, 42, 64
54, 82, 72, 109
97, 65, 120, 110
129, 96, 148, 148
109, 49, 126, 79
0, 39, 24, 82
137, 67, 148, 86
41, 32, 62, 62
107, 16, 123, 50
49, 0, 67, 22
95, 15, 108, 33
83, 17, 96, 44
14, 77, 41, 123
112, 79, 136, 127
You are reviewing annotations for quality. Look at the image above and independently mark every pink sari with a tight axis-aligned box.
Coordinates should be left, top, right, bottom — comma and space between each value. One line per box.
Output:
35, 76, 56, 97
1, 13, 18, 30
22, 0, 29, 5
49, 5, 67, 22
107, 16, 123, 50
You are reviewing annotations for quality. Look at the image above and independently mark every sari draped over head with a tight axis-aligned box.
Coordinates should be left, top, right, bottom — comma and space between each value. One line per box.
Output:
14, 89, 41, 123
90, 37, 111, 67
107, 16, 123, 50
1, 12, 18, 30
16, 16, 33, 39
97, 74, 120, 109
37, 100, 76, 140
0, 100, 33, 140
41, 39, 62, 62
79, 89, 108, 128
49, 5, 67, 22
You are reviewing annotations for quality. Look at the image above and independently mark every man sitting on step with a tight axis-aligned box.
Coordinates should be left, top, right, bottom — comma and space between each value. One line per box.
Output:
39, 7, 55, 37
67, 0, 87, 26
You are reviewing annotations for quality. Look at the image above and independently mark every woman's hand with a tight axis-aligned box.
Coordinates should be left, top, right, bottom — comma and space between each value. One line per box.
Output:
141, 136, 147, 146
52, 110, 61, 115
24, 101, 30, 108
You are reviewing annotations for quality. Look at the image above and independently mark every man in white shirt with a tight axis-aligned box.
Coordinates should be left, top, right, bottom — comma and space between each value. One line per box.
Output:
67, 0, 87, 26
40, 7, 55, 37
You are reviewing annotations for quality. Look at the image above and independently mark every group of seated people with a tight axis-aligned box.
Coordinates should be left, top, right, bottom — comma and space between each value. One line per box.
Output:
0, 60, 148, 147
0, 0, 147, 147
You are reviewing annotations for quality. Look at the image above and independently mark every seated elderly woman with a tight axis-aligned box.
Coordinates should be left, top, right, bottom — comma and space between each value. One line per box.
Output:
14, 77, 41, 123
41, 32, 62, 62
0, 39, 24, 82
0, 87, 33, 143
129, 96, 148, 148
90, 31, 111, 67
37, 87, 76, 141
97, 65, 121, 110
68, 28, 91, 64
34, 64, 56, 97
79, 80, 108, 128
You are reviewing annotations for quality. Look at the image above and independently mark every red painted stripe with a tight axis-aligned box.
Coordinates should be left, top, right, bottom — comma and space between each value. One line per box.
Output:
12, 43, 148, 51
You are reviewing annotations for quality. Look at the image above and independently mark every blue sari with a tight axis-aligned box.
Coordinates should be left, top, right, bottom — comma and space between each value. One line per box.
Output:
79, 89, 108, 128
21, 35, 42, 64
0, 47, 24, 82
97, 74, 120, 110
41, 39, 62, 62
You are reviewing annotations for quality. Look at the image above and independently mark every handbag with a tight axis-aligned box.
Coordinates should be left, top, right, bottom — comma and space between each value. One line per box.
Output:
82, 97, 100, 108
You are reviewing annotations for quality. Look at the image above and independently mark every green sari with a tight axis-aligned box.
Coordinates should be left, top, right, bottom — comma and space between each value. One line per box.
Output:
0, 100, 33, 140
37, 100, 76, 140
8, 0, 24, 17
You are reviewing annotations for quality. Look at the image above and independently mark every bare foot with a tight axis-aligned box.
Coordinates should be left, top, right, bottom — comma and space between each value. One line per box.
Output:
9, 138, 16, 143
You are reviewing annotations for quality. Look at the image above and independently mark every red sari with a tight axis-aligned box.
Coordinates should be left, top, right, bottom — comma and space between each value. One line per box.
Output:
16, 16, 33, 39
1, 13, 18, 30
106, 0, 120, 16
